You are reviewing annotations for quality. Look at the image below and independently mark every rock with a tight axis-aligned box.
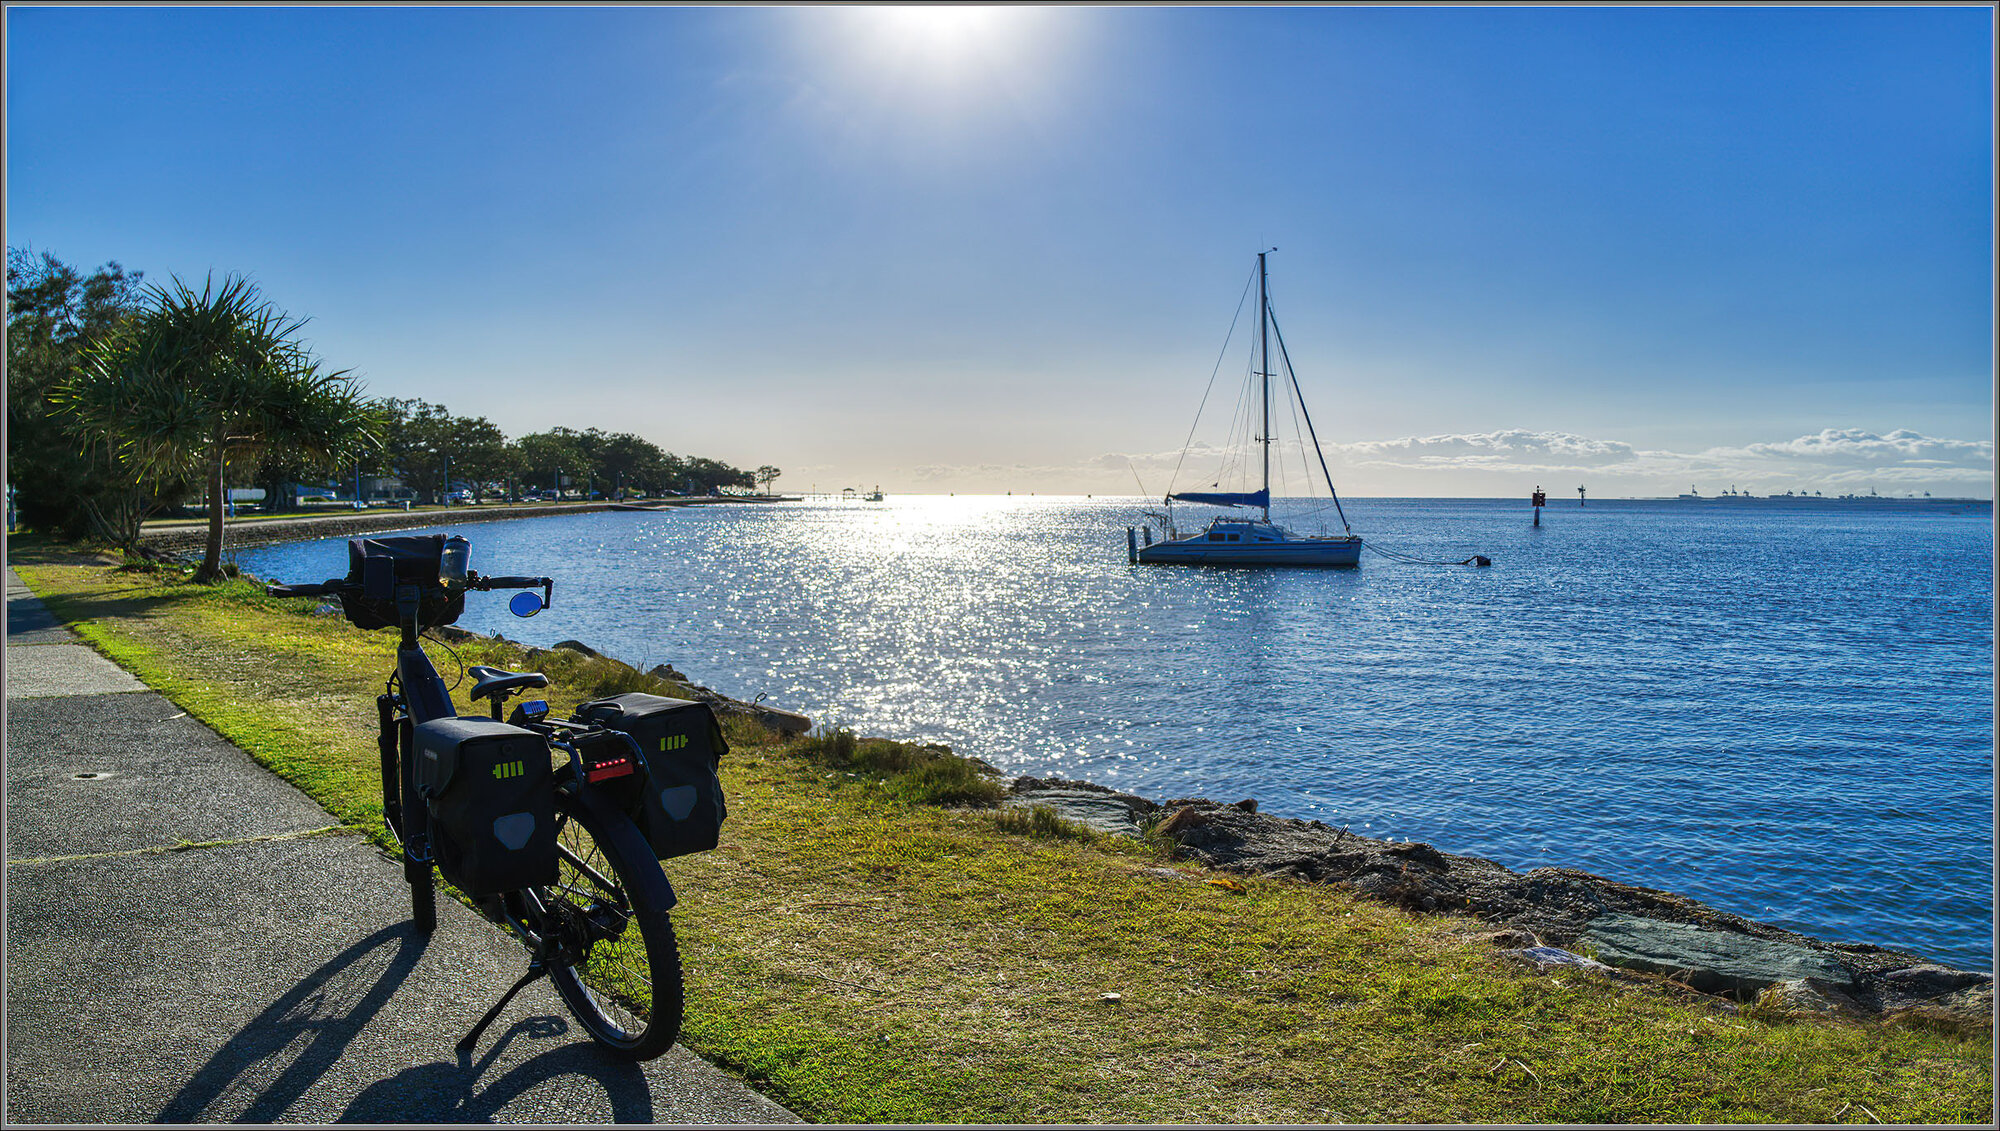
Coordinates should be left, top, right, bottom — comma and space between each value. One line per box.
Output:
690, 693, 812, 736
1004, 789, 1146, 837
1875, 964, 1991, 995
1759, 977, 1866, 1019
1385, 841, 1450, 870
1474, 928, 1540, 949
311, 603, 339, 617
1011, 777, 1160, 816
1878, 981, 1992, 1034
1232, 798, 1258, 813
647, 662, 689, 682
750, 705, 812, 736
552, 639, 600, 658
1865, 965, 1994, 1031
1576, 913, 1855, 998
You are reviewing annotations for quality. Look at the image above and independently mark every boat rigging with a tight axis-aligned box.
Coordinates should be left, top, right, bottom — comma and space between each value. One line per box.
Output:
1127, 250, 1364, 567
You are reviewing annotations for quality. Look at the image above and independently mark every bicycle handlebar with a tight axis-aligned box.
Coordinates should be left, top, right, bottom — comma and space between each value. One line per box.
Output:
266, 580, 341, 599
264, 572, 555, 609
469, 575, 552, 590
470, 573, 554, 610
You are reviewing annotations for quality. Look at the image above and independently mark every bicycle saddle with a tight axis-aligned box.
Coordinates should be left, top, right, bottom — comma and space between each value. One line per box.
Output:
467, 664, 549, 703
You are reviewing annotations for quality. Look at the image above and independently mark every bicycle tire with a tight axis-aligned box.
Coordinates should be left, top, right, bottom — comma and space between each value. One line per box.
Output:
529, 783, 685, 1060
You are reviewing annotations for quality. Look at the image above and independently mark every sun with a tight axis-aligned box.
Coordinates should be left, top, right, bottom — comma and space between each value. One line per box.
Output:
841, 5, 1041, 77
866, 6, 1015, 56
792, 5, 1077, 138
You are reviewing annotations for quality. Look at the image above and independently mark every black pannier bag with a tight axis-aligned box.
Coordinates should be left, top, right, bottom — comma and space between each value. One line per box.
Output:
340, 534, 465, 630
572, 693, 728, 859
412, 716, 557, 897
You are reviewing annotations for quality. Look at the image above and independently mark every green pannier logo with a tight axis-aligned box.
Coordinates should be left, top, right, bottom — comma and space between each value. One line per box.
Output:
661, 734, 689, 752
492, 760, 525, 780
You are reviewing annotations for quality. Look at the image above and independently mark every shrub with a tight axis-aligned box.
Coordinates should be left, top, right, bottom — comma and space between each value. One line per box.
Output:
524, 646, 695, 702
797, 727, 1002, 808
888, 758, 1005, 807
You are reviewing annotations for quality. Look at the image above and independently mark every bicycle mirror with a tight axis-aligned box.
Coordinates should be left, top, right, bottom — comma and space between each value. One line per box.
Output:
509, 591, 544, 618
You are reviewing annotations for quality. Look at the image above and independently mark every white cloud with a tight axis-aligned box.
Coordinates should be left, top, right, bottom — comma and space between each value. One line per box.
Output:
892, 427, 1993, 497
1740, 428, 1994, 464
1339, 430, 1644, 470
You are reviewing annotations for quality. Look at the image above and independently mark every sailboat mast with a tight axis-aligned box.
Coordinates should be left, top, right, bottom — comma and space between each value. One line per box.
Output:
1258, 250, 1271, 523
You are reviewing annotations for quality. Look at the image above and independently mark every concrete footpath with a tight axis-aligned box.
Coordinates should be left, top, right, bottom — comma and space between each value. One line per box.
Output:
2, 565, 801, 1125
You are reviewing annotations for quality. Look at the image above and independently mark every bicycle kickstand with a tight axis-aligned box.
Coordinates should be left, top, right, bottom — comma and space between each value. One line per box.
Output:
457, 960, 548, 1056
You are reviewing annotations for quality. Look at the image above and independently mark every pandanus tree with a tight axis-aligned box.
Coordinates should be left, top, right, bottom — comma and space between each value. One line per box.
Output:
63, 274, 378, 582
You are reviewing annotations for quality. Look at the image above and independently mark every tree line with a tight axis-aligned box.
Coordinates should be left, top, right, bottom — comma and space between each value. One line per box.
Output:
349, 401, 770, 507
6, 249, 776, 582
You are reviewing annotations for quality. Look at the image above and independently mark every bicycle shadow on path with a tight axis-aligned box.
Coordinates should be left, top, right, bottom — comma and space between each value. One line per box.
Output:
157, 923, 430, 1123
155, 922, 654, 1124
340, 1019, 657, 1124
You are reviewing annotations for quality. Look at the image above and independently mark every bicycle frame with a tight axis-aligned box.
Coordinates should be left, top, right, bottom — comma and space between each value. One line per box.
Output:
378, 583, 457, 896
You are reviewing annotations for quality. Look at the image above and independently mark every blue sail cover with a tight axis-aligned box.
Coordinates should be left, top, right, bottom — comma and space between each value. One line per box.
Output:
1168, 489, 1268, 508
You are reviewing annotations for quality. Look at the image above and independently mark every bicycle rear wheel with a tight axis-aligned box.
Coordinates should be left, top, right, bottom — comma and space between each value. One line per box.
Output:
529, 783, 685, 1060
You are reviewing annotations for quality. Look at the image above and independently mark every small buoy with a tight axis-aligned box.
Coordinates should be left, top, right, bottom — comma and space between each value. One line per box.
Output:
1472, 555, 1492, 567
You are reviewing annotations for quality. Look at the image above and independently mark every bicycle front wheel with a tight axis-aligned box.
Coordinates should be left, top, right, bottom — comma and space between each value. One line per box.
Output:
538, 783, 685, 1060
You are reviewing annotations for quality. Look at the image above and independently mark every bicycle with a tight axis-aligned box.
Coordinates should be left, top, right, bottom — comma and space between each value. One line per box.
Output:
267, 533, 725, 1060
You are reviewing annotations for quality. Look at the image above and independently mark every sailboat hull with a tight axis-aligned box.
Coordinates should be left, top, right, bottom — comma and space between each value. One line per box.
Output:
1136, 535, 1361, 568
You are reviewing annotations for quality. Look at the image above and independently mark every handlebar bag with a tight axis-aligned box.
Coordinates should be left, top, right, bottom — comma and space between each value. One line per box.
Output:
572, 692, 728, 859
412, 716, 556, 897
340, 535, 465, 630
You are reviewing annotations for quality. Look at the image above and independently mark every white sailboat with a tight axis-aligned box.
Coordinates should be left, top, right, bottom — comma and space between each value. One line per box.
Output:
1130, 251, 1363, 568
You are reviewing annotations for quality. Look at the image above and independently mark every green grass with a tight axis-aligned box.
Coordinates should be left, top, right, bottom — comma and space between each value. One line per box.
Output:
795, 726, 1006, 807
10, 543, 1993, 1125
993, 803, 1102, 843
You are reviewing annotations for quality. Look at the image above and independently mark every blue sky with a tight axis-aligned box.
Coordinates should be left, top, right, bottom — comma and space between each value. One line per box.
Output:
7, 5, 1993, 497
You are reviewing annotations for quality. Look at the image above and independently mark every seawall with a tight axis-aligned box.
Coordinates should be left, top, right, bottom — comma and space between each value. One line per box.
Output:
135, 503, 621, 556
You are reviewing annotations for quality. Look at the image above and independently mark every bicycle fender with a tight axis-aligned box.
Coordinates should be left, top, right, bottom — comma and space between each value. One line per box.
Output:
571, 778, 679, 911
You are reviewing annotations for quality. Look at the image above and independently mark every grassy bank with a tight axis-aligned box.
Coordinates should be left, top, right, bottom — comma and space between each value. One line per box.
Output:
10, 541, 1991, 1124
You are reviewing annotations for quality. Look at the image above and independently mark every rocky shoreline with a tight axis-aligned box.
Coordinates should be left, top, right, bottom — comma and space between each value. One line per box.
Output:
1006, 777, 1992, 1030
458, 617, 1997, 1032
238, 552, 1993, 1035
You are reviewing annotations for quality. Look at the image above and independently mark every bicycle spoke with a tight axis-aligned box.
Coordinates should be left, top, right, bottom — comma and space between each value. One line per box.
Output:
556, 840, 623, 900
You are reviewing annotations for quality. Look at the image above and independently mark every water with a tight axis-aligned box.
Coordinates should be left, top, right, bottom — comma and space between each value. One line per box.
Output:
237, 497, 1995, 969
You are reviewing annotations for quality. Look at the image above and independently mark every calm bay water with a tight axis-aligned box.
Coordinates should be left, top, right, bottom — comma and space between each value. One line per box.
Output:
237, 497, 1995, 969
